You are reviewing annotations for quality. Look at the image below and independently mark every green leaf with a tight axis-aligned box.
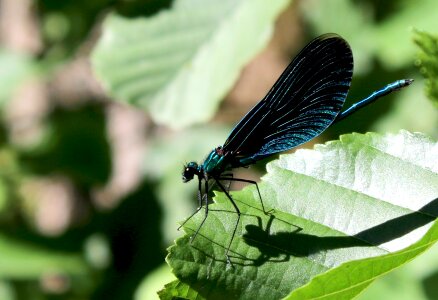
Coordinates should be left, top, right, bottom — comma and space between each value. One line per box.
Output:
301, 0, 438, 70
414, 30, 438, 107
358, 243, 438, 300
91, 0, 290, 128
158, 279, 203, 300
372, 77, 438, 136
300, 0, 373, 73
0, 234, 88, 279
0, 281, 14, 300
135, 264, 177, 300
372, 0, 438, 69
166, 131, 438, 299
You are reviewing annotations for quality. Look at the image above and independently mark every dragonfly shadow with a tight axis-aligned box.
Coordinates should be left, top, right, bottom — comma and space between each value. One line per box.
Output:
241, 197, 438, 267
354, 197, 438, 243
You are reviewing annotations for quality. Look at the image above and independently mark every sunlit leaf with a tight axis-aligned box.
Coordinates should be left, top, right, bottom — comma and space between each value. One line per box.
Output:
166, 131, 438, 299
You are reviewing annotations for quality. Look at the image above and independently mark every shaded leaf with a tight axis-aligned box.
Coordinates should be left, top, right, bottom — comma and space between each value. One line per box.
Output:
92, 0, 290, 128
166, 131, 438, 299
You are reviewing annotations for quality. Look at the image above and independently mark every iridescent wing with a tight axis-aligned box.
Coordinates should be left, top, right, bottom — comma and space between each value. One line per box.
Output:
222, 34, 353, 165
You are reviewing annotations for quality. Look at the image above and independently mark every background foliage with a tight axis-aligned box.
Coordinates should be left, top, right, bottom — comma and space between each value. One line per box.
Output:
0, 0, 437, 299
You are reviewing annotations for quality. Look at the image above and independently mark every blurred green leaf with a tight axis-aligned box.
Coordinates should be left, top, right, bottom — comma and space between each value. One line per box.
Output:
0, 233, 88, 279
92, 0, 290, 128
0, 281, 14, 300
300, 0, 373, 73
166, 131, 438, 299
358, 242, 438, 300
373, 0, 438, 69
0, 50, 35, 107
135, 264, 176, 300
372, 78, 438, 135
414, 30, 438, 107
0, 149, 21, 219
0, 180, 8, 215
301, 0, 438, 70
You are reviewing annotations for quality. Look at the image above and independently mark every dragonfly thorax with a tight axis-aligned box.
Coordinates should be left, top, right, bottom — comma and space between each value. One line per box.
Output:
201, 147, 228, 175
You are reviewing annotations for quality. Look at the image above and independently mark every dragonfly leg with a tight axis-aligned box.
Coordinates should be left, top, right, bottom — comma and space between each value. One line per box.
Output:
190, 179, 210, 243
215, 179, 241, 265
220, 173, 234, 193
218, 176, 271, 215
178, 178, 205, 233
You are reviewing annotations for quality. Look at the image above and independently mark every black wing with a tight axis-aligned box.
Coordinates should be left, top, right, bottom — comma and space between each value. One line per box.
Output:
222, 34, 353, 165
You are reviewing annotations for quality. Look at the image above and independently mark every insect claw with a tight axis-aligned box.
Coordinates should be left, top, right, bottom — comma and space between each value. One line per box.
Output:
265, 208, 275, 215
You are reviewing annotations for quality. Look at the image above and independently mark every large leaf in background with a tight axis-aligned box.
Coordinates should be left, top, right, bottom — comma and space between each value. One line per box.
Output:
92, 0, 290, 128
414, 30, 438, 107
301, 0, 438, 70
164, 131, 438, 299
0, 49, 34, 107
0, 233, 88, 279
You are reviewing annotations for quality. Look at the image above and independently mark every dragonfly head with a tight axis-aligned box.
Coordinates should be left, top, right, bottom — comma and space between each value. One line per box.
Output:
182, 162, 199, 182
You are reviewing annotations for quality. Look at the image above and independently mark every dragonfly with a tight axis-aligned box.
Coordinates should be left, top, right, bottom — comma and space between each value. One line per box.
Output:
181, 33, 412, 263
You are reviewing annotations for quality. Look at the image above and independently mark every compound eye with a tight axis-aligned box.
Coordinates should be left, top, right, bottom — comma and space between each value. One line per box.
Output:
182, 168, 194, 182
